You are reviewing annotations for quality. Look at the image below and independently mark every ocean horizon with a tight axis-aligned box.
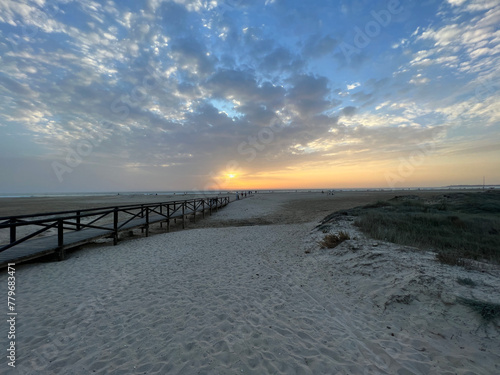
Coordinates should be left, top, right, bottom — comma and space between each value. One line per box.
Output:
0, 186, 497, 199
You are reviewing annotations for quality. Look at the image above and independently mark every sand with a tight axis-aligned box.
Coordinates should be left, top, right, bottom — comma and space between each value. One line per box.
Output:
0, 193, 220, 217
3, 192, 499, 374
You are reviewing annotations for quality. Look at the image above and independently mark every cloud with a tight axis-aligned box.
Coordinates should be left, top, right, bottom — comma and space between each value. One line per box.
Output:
259, 46, 304, 73
206, 69, 285, 106
412, 2, 499, 75
286, 74, 333, 117
409, 74, 430, 85
350, 90, 373, 105
447, 0, 467, 6
302, 34, 339, 58
418, 24, 462, 46
0, 0, 499, 191
341, 106, 357, 117
0, 1, 63, 34
0, 72, 36, 96
346, 82, 360, 90
169, 36, 216, 77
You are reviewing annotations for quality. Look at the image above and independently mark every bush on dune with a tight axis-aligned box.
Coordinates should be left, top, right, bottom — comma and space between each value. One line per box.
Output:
319, 231, 350, 249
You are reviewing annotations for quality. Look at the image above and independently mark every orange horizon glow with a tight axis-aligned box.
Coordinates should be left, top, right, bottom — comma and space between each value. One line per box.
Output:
207, 156, 500, 191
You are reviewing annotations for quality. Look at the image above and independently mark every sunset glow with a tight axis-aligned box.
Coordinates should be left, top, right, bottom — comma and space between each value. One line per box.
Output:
0, 0, 499, 193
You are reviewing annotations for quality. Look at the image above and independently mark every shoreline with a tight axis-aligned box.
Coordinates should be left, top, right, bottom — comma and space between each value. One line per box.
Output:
0, 188, 488, 218
1, 185, 496, 200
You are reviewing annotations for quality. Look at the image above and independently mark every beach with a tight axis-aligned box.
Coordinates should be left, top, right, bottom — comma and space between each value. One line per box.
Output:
2, 191, 499, 374
0, 193, 214, 218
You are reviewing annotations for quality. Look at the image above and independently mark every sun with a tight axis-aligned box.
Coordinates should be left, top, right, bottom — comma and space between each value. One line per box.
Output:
227, 174, 236, 179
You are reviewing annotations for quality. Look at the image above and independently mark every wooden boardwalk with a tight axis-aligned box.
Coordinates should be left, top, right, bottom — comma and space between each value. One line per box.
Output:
0, 196, 230, 268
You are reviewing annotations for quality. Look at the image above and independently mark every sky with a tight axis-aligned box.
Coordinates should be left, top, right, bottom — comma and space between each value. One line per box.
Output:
0, 0, 499, 193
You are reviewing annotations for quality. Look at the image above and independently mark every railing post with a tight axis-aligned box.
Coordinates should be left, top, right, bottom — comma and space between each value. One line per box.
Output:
167, 204, 170, 232
76, 211, 81, 231
182, 202, 185, 229
209, 199, 212, 216
202, 199, 205, 218
113, 208, 118, 245
159, 205, 163, 228
145, 207, 149, 237
140, 204, 144, 218
57, 219, 65, 261
9, 218, 16, 244
193, 200, 196, 223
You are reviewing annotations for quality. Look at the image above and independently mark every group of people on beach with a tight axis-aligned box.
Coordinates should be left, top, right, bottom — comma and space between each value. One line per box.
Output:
235, 191, 254, 200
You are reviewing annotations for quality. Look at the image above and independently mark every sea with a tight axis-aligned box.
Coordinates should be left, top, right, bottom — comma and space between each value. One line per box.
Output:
0, 186, 497, 199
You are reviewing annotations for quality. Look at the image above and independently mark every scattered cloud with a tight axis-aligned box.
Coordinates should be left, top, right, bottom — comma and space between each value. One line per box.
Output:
346, 82, 360, 90
0, 0, 499, 191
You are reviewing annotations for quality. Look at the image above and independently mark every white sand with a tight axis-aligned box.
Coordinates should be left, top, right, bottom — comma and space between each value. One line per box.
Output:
7, 194, 500, 374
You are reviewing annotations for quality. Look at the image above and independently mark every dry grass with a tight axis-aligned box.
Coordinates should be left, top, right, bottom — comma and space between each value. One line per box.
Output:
319, 231, 350, 249
435, 252, 471, 267
351, 191, 500, 265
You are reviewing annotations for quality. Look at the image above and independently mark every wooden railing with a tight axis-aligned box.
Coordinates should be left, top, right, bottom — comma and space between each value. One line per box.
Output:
0, 196, 230, 262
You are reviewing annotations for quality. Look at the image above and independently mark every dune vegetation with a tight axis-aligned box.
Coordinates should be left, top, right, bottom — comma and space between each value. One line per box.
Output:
348, 190, 500, 265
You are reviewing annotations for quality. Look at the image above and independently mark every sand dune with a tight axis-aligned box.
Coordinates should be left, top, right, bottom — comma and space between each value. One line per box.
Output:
5, 192, 499, 374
